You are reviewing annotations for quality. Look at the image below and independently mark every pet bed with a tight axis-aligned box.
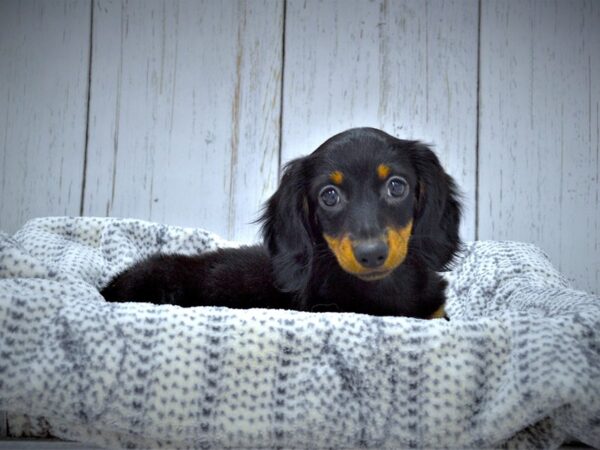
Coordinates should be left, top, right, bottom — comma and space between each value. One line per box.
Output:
0, 216, 598, 449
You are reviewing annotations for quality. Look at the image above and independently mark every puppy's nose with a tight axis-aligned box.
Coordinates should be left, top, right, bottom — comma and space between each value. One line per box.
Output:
353, 240, 388, 269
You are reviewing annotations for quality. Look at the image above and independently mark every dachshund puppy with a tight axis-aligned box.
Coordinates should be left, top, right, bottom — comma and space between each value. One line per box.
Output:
102, 127, 461, 318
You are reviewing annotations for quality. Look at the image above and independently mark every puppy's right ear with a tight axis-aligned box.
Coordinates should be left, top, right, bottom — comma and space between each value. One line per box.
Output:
260, 157, 314, 294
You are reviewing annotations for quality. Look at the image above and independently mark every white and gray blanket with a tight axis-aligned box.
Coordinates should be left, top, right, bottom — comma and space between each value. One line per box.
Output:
0, 216, 599, 449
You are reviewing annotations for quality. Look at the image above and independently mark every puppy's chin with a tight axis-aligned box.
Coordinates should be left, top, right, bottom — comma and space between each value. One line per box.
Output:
353, 270, 393, 282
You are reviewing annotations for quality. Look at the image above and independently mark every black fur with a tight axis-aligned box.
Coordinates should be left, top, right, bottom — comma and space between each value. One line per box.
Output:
102, 127, 461, 318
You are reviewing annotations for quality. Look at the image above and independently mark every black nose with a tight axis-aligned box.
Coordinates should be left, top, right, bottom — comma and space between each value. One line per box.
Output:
353, 240, 388, 269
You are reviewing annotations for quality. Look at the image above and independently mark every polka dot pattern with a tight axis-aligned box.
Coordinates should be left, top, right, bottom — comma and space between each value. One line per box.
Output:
0, 217, 599, 448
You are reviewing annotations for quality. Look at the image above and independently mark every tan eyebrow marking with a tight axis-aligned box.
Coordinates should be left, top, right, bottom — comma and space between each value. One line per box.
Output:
377, 164, 390, 180
329, 171, 344, 185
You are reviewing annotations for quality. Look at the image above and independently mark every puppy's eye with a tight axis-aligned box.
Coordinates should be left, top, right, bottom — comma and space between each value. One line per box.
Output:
387, 176, 408, 199
319, 185, 341, 208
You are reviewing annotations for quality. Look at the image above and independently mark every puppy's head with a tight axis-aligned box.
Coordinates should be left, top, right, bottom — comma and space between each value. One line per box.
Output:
261, 127, 461, 292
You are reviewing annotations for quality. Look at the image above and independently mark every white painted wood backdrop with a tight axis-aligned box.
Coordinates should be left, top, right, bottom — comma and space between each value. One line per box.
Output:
1, 0, 599, 296
478, 0, 600, 295
83, 0, 282, 242
0, 0, 90, 236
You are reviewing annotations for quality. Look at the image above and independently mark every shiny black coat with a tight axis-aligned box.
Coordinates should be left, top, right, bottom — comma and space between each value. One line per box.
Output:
102, 128, 461, 318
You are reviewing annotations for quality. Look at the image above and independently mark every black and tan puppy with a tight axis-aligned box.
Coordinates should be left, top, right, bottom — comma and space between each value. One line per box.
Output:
102, 127, 461, 318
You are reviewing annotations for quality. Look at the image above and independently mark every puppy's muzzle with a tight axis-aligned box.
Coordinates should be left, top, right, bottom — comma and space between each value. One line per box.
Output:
324, 221, 413, 281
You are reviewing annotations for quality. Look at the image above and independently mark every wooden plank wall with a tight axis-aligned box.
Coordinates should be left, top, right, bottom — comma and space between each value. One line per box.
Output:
0, 0, 599, 295
478, 0, 600, 293
83, 0, 282, 242
0, 0, 91, 236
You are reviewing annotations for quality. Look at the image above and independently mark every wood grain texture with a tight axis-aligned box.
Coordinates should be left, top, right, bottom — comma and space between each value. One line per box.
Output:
0, 441, 100, 449
83, 0, 282, 243
281, 0, 479, 241
0, 0, 91, 234
478, 0, 600, 294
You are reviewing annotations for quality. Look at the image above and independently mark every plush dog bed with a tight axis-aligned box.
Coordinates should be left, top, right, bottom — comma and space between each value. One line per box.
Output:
0, 217, 598, 449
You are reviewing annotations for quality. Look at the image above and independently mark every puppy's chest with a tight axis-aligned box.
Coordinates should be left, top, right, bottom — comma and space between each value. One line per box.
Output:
311, 270, 416, 315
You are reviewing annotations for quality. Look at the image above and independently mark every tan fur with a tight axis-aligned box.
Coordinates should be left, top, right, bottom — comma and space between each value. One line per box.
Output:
377, 164, 390, 180
329, 171, 344, 185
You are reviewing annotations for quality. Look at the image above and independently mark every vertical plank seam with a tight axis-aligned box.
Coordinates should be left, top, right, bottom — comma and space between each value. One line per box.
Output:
0, 412, 6, 437
277, 0, 287, 179
474, 0, 482, 241
228, 4, 245, 240
109, 1, 126, 216
79, 0, 94, 216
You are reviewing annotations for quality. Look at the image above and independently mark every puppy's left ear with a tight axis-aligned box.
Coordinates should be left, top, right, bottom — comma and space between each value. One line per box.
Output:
408, 142, 462, 271
259, 157, 314, 295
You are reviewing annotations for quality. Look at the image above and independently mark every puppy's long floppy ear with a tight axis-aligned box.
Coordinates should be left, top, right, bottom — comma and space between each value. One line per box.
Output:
260, 157, 314, 294
408, 142, 462, 271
